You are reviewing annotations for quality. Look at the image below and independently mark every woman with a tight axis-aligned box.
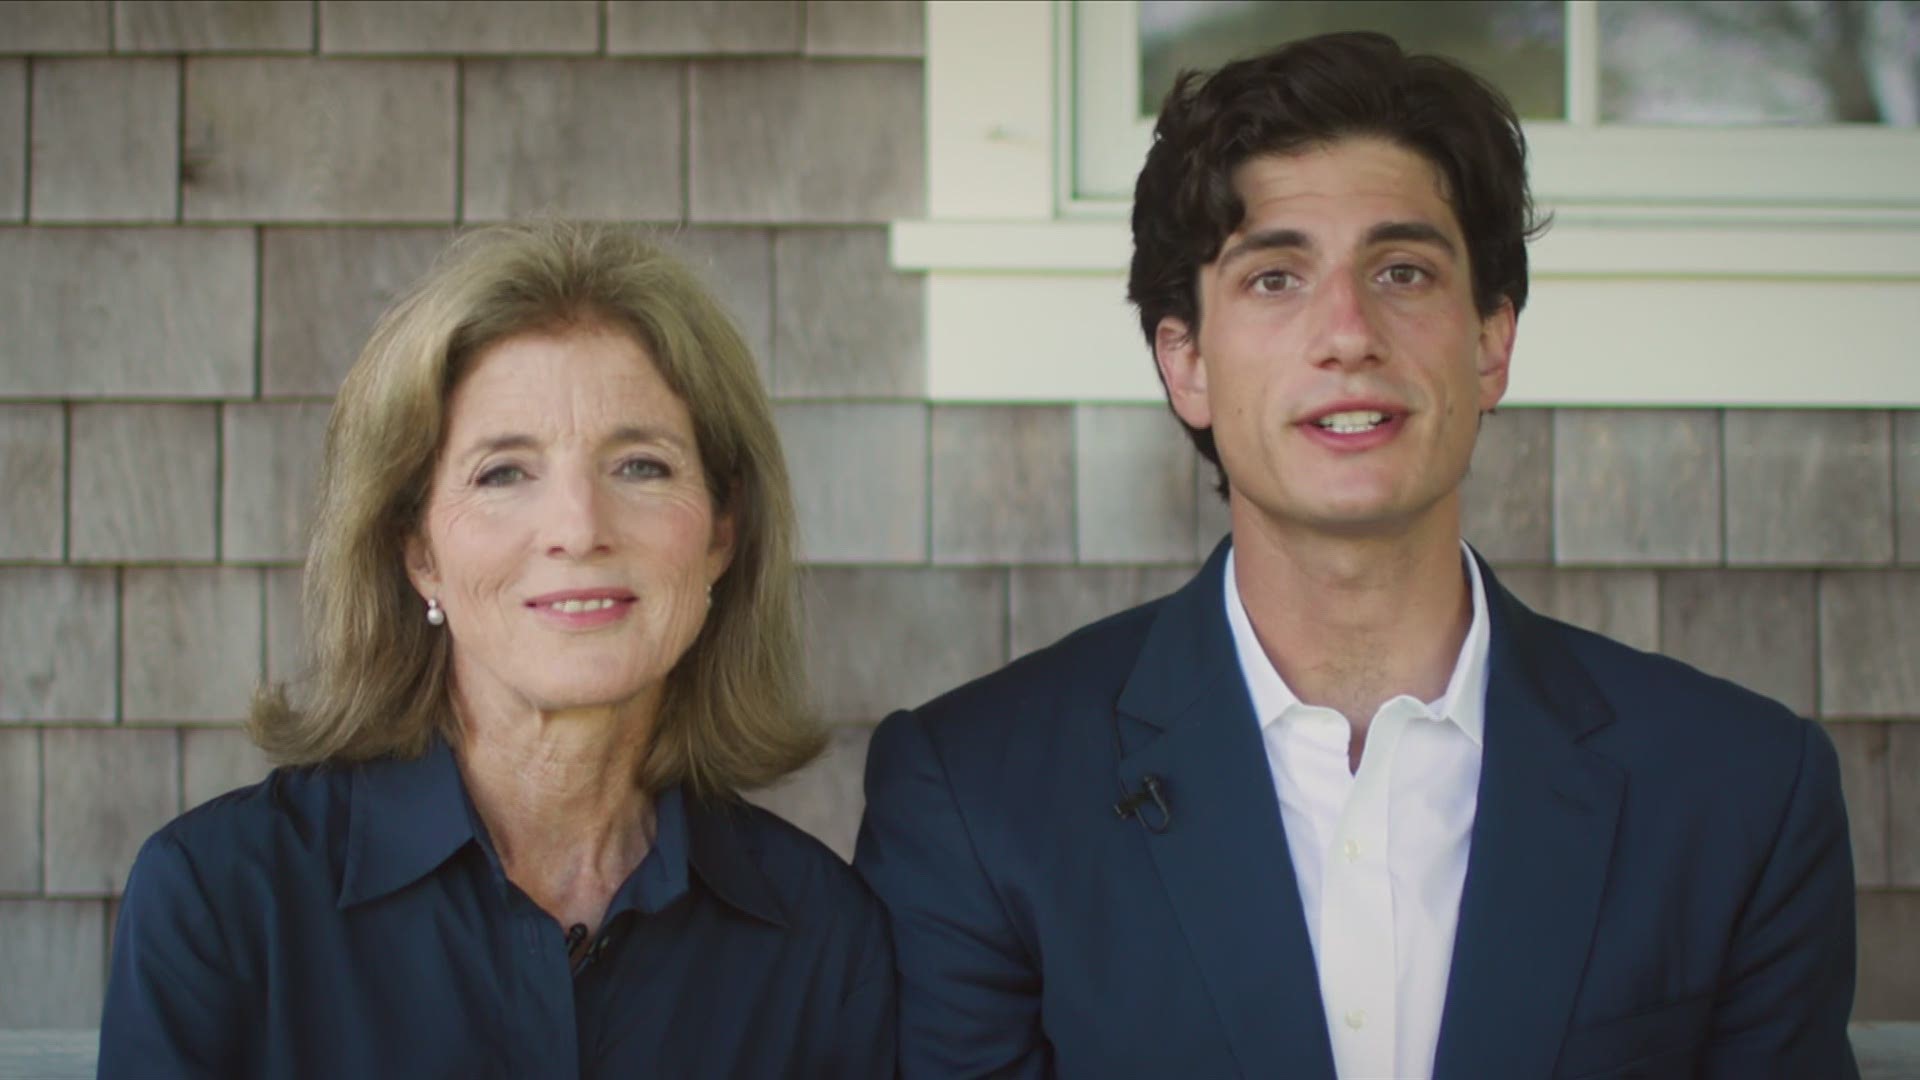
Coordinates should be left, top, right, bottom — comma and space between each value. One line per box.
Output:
98, 222, 894, 1078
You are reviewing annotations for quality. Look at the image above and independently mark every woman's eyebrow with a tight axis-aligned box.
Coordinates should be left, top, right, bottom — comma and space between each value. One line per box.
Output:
456, 433, 539, 467
605, 425, 688, 452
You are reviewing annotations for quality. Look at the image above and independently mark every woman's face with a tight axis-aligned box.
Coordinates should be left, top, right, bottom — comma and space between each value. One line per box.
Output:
406, 323, 733, 723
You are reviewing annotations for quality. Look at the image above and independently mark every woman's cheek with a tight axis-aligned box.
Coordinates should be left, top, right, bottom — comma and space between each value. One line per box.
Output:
431, 498, 532, 614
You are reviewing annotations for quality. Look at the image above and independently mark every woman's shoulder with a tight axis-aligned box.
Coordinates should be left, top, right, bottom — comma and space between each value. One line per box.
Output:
135, 764, 351, 896
697, 799, 883, 933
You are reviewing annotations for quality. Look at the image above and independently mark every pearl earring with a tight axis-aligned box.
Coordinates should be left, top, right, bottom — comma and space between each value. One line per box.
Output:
426, 597, 445, 626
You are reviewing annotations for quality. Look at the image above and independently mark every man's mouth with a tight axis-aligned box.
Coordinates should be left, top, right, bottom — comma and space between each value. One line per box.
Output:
1312, 409, 1389, 434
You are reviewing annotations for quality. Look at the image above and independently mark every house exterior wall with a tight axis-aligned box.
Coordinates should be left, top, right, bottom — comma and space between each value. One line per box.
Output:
0, 0, 1912, 1028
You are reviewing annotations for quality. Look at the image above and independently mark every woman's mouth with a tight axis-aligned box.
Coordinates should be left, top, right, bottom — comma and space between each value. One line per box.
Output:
525, 590, 639, 628
542, 597, 621, 614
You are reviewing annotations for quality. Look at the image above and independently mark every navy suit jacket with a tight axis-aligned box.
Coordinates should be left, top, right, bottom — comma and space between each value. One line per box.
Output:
855, 541, 1857, 1079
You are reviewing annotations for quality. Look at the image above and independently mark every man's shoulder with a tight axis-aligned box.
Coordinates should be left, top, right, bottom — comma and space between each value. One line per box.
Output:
865, 580, 1191, 800
915, 586, 1172, 728
1513, 599, 1817, 777
1559, 613, 1799, 719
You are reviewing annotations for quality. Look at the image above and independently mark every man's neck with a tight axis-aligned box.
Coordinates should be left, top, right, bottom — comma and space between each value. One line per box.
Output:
1229, 497, 1474, 762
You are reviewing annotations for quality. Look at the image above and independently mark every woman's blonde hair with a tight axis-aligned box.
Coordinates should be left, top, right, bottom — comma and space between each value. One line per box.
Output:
251, 221, 822, 799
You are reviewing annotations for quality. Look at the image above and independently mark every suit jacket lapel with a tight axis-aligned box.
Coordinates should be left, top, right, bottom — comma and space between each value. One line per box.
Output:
1115, 541, 1337, 1079
1432, 559, 1626, 1079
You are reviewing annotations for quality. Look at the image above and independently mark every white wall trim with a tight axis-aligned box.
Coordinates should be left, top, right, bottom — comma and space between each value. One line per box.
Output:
896, 220, 1920, 278
907, 1, 1920, 407
924, 1, 1055, 220
921, 271, 1920, 407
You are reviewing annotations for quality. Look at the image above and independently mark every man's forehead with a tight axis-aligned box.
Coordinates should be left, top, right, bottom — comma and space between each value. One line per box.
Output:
1226, 137, 1458, 231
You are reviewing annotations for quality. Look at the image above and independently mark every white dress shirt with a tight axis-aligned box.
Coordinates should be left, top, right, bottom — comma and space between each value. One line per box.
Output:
1224, 545, 1490, 1080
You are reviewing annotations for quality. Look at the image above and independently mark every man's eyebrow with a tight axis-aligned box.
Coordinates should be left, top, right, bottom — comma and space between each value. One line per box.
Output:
1367, 221, 1458, 257
1216, 228, 1311, 268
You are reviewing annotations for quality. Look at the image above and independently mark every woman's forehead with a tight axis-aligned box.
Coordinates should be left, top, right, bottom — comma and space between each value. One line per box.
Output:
445, 325, 691, 443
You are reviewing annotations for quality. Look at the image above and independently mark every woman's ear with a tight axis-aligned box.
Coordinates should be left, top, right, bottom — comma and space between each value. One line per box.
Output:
706, 502, 737, 583
404, 532, 439, 599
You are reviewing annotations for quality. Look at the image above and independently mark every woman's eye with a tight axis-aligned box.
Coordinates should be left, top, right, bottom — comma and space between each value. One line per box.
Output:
476, 464, 526, 487
617, 457, 668, 480
1381, 264, 1429, 286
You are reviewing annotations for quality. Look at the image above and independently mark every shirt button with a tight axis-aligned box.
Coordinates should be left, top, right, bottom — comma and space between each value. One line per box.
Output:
1342, 839, 1361, 862
1345, 1009, 1366, 1030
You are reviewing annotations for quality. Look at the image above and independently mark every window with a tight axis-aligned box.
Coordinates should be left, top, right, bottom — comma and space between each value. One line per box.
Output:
1073, 0, 1920, 214
1596, 2, 1920, 125
1135, 1, 1920, 126
1138, 2, 1567, 120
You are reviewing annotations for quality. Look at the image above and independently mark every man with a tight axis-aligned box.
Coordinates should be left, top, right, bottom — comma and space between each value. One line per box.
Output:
855, 31, 1858, 1080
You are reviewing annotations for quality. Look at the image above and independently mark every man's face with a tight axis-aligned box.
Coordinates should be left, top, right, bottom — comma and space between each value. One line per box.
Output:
1155, 136, 1516, 542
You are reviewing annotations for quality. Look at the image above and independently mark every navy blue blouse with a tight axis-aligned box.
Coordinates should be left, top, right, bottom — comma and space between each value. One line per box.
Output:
97, 740, 894, 1079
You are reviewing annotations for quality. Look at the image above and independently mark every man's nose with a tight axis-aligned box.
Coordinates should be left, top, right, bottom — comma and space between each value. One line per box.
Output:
1307, 271, 1384, 368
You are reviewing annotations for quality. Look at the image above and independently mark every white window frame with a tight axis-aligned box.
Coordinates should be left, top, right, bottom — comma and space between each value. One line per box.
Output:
898, 0, 1920, 407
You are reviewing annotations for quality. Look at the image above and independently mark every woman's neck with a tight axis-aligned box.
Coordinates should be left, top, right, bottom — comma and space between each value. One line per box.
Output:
452, 684, 659, 934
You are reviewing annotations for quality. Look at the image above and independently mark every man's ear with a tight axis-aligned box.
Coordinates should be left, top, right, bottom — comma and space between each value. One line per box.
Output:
1476, 299, 1517, 412
403, 532, 439, 599
1154, 316, 1212, 429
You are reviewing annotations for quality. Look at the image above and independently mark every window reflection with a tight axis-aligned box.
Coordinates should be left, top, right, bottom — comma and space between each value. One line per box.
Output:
1600, 0, 1920, 125
1137, 0, 1566, 119
1135, 0, 1920, 128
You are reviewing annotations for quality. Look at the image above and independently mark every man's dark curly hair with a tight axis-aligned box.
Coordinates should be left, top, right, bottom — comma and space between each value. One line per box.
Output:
1127, 31, 1547, 494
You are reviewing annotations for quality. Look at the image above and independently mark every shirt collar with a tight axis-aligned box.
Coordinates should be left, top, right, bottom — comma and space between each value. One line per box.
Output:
338, 737, 475, 909
575, 788, 791, 928
1223, 540, 1490, 746
599, 785, 691, 920
338, 737, 788, 926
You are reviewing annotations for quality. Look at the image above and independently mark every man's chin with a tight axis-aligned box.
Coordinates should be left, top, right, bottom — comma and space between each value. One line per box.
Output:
1239, 489, 1443, 541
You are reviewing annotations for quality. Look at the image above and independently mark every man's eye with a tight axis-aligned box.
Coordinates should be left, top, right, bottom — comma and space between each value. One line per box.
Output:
1381, 264, 1429, 286
1250, 270, 1297, 294
617, 457, 668, 480
476, 464, 526, 487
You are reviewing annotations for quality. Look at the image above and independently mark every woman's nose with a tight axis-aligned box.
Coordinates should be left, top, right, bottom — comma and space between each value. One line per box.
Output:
541, 470, 613, 559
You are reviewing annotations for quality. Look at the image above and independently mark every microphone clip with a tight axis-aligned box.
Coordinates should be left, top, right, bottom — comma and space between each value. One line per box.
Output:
1113, 774, 1172, 834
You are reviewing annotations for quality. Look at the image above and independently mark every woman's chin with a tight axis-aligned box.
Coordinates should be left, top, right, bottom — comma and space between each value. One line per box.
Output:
507, 672, 661, 719
537, 690, 651, 717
